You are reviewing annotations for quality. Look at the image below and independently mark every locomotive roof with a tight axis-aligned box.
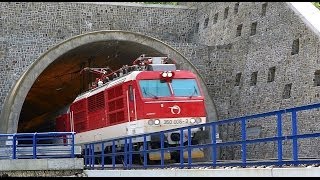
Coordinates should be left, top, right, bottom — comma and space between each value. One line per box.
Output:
73, 69, 196, 103
74, 71, 141, 102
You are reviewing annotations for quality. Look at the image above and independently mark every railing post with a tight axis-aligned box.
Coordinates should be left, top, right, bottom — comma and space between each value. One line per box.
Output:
129, 137, 132, 170
179, 129, 184, 169
84, 144, 88, 168
101, 142, 104, 170
33, 132, 37, 159
12, 134, 16, 159
88, 144, 92, 169
211, 123, 217, 167
160, 132, 164, 168
91, 144, 94, 170
277, 112, 283, 165
112, 140, 116, 170
71, 132, 75, 158
143, 135, 147, 169
124, 138, 128, 169
291, 111, 298, 165
241, 118, 246, 167
187, 127, 192, 168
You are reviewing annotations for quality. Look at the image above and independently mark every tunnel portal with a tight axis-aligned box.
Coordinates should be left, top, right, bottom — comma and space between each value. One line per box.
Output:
19, 41, 164, 132
0, 30, 217, 134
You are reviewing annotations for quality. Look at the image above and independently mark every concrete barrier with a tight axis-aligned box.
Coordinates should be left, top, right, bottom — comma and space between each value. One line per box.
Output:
84, 167, 320, 177
0, 158, 83, 171
0, 158, 84, 177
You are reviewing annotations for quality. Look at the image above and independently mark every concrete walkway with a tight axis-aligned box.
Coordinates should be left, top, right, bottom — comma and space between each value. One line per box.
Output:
84, 167, 320, 177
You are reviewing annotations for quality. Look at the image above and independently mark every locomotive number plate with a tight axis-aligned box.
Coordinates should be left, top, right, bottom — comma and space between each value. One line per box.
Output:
163, 119, 188, 124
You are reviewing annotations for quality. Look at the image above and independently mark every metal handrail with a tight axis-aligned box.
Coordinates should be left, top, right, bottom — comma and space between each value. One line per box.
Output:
0, 132, 77, 159
83, 102, 320, 169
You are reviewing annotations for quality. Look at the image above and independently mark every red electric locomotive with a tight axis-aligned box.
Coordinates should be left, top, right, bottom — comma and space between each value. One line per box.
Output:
55, 54, 207, 163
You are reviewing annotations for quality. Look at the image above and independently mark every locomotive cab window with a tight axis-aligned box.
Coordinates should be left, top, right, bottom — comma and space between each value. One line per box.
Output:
171, 79, 200, 97
139, 80, 171, 98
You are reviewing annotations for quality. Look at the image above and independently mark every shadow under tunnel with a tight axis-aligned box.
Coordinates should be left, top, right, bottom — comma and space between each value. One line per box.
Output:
18, 40, 166, 133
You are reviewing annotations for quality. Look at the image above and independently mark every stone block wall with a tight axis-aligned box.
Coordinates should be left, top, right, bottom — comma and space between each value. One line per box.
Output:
186, 2, 320, 160
1, 2, 320, 160
0, 2, 196, 108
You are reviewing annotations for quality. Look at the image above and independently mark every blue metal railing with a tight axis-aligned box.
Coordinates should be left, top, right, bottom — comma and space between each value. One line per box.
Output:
0, 132, 76, 159
83, 102, 320, 170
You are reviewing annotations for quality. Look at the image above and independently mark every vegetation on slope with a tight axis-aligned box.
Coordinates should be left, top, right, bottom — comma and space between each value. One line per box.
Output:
312, 2, 320, 9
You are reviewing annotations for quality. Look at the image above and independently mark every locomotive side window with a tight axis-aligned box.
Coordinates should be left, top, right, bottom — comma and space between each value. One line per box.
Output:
171, 79, 200, 97
139, 80, 171, 98
129, 85, 134, 101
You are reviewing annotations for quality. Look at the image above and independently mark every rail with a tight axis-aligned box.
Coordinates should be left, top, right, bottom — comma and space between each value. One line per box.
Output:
0, 132, 79, 159
83, 102, 320, 169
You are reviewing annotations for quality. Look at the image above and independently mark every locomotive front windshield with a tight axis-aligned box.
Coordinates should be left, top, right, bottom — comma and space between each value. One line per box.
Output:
139, 79, 200, 98
139, 80, 171, 98
171, 79, 200, 97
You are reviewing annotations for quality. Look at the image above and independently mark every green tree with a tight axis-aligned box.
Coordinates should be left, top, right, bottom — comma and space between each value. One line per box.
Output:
312, 2, 320, 10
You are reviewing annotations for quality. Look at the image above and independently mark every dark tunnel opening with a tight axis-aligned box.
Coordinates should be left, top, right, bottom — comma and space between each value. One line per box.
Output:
18, 40, 168, 133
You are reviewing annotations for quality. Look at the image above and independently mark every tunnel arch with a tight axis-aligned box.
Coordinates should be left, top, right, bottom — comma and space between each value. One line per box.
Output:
0, 30, 218, 133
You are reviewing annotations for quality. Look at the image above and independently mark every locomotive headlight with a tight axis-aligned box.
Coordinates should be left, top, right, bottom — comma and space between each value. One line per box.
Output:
190, 118, 196, 124
195, 117, 202, 124
148, 119, 154, 125
167, 72, 173, 77
148, 119, 160, 125
162, 72, 168, 77
154, 119, 160, 125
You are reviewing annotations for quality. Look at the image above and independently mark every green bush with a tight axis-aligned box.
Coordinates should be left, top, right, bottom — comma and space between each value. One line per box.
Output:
312, 2, 320, 10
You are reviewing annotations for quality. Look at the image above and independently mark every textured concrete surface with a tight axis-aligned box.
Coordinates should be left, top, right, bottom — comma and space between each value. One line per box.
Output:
84, 167, 320, 177
0, 158, 83, 171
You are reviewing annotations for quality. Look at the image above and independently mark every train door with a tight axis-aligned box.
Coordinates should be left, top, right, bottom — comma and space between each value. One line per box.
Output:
126, 83, 137, 135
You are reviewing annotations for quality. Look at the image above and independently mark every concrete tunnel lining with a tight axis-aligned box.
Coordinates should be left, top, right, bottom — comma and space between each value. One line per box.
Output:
0, 30, 218, 134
